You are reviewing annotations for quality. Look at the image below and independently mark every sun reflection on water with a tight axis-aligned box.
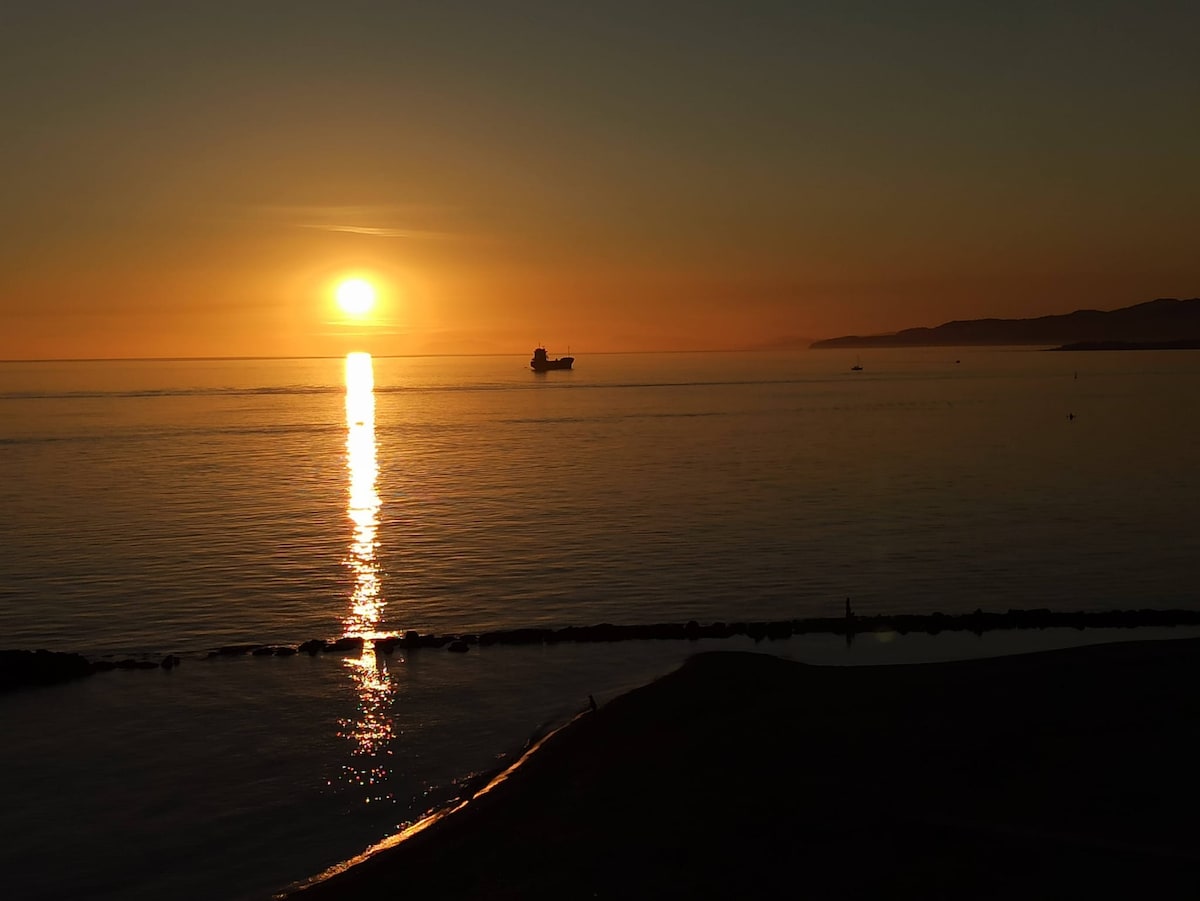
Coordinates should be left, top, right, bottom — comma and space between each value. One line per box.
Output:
337, 352, 398, 802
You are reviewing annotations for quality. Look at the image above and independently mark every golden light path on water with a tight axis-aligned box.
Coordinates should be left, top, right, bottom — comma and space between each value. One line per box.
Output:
338, 352, 398, 802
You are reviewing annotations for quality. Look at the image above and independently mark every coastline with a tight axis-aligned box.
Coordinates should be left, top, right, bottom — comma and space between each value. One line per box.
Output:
283, 638, 1200, 900
9, 606, 1200, 692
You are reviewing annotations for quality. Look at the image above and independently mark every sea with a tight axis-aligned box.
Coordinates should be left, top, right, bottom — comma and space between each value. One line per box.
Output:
3, 347, 1200, 900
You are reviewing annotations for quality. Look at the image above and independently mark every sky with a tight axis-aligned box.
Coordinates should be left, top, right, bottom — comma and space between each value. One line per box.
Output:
1, 0, 1197, 358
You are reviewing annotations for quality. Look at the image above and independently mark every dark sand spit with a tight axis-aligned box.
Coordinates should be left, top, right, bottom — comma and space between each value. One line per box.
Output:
284, 639, 1200, 900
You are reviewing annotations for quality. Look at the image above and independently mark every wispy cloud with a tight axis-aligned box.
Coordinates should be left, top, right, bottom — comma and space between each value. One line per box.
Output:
297, 224, 453, 239
246, 203, 462, 240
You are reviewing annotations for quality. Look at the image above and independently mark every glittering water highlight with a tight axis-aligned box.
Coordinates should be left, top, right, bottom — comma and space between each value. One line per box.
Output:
338, 353, 398, 801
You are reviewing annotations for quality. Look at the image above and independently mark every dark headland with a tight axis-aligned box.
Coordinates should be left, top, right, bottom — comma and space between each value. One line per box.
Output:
810, 297, 1200, 348
1050, 339, 1200, 352
284, 638, 1200, 900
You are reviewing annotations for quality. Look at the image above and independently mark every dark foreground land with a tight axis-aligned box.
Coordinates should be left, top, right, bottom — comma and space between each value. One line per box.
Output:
287, 639, 1200, 900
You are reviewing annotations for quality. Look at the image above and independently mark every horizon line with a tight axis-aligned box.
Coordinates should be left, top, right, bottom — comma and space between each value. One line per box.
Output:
0, 347, 813, 364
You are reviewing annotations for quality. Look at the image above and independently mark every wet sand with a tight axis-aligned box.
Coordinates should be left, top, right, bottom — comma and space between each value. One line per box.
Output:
285, 639, 1200, 900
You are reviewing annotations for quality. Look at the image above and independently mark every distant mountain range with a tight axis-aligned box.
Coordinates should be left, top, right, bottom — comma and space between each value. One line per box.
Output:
810, 298, 1200, 349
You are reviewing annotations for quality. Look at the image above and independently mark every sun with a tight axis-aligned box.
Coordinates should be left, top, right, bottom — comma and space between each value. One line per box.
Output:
336, 279, 376, 317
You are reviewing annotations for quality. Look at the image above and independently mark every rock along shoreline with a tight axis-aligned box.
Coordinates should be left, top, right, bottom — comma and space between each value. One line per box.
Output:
5, 606, 1200, 692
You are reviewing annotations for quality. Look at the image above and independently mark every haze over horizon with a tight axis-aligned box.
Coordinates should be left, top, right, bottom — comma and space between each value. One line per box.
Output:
2, 1, 1197, 360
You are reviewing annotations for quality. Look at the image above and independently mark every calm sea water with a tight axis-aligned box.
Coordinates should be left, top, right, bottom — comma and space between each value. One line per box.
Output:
3, 348, 1200, 900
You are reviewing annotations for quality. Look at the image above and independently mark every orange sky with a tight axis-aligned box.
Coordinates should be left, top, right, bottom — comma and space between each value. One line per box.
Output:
1, 2, 1197, 359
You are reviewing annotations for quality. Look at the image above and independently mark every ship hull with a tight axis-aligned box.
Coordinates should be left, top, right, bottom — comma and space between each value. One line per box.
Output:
531, 357, 574, 371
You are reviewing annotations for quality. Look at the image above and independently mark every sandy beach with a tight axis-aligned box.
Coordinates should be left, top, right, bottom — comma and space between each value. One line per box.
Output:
285, 638, 1200, 900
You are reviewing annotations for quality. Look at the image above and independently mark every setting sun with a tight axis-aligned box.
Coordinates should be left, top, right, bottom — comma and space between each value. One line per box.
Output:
336, 279, 376, 317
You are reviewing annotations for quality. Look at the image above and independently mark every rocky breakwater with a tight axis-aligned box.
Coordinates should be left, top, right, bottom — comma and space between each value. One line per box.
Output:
0, 649, 182, 692
204, 607, 1200, 660
203, 630, 472, 660
9, 607, 1200, 689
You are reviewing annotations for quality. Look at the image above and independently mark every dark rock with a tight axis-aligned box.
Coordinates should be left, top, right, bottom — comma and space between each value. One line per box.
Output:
218, 644, 259, 656
479, 628, 554, 646
0, 649, 94, 691
765, 621, 793, 640
116, 659, 158, 670
299, 639, 326, 655
447, 640, 470, 653
645, 623, 687, 640
374, 637, 400, 654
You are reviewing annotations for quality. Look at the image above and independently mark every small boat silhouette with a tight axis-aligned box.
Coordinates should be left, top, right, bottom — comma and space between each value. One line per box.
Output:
530, 346, 574, 371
